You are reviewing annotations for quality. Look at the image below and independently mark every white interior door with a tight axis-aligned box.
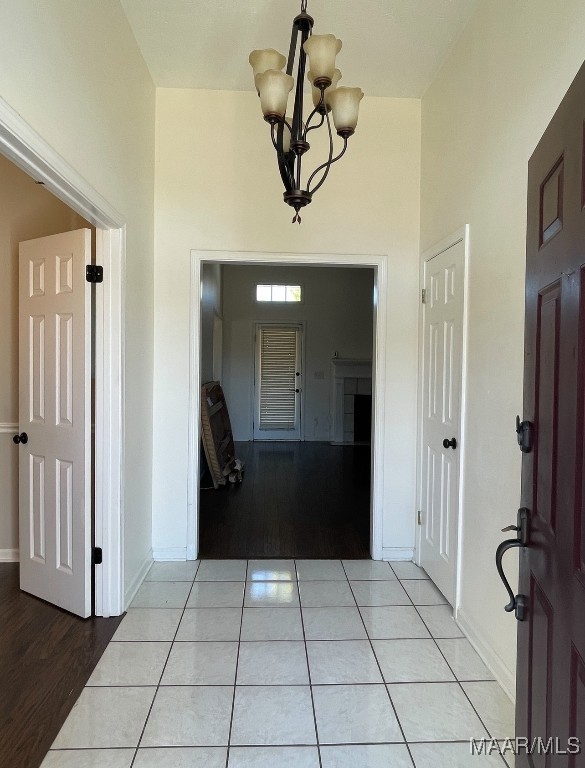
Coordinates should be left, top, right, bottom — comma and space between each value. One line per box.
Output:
254, 324, 302, 440
419, 239, 465, 605
18, 229, 92, 617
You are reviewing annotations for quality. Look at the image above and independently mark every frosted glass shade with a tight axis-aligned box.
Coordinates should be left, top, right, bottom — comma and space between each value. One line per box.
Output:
256, 69, 294, 119
308, 68, 341, 108
303, 35, 342, 82
328, 87, 364, 132
249, 48, 286, 85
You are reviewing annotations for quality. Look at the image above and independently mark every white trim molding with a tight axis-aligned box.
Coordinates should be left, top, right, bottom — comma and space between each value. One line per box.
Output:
124, 549, 153, 610
456, 607, 516, 703
382, 547, 415, 562
152, 547, 188, 561
0, 423, 18, 434
0, 97, 121, 228
94, 228, 125, 617
0, 95, 125, 617
189, 250, 390, 562
0, 549, 19, 562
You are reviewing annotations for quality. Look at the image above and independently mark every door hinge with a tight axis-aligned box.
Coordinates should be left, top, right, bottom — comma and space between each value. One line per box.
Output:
92, 546, 103, 565
421, 288, 427, 304
417, 510, 423, 526
86, 265, 104, 283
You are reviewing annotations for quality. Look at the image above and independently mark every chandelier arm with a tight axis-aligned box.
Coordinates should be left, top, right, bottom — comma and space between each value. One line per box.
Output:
306, 108, 334, 194
306, 138, 347, 194
271, 117, 293, 148
271, 123, 279, 152
305, 112, 325, 136
303, 84, 327, 139
273, 118, 295, 191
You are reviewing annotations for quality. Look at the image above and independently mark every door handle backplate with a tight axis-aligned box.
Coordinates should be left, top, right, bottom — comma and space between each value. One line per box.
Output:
495, 507, 530, 621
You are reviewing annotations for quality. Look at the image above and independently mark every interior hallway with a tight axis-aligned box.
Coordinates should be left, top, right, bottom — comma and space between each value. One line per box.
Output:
42, 559, 515, 767
199, 442, 371, 559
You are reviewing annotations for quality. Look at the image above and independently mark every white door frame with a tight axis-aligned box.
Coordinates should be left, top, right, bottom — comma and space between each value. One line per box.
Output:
0, 96, 125, 617
188, 250, 387, 561
415, 225, 470, 613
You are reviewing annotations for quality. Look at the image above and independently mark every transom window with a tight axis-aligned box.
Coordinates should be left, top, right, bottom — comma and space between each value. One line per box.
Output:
256, 284, 302, 303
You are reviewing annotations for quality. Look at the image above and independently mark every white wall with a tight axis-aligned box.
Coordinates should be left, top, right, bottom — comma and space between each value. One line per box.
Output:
421, 0, 585, 696
221, 265, 374, 441
200, 263, 222, 384
0, 0, 156, 597
153, 89, 421, 560
0, 154, 91, 557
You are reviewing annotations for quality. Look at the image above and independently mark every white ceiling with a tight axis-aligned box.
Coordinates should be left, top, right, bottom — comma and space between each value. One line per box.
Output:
120, 0, 482, 98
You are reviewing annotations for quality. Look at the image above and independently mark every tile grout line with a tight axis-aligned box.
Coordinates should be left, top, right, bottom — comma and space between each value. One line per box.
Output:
83, 560, 510, 767
224, 559, 248, 768
403, 577, 511, 765
295, 559, 324, 768
128, 559, 203, 768
341, 560, 417, 768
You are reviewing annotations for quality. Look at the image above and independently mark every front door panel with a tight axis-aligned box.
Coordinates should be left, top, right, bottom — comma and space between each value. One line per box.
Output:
516, 62, 585, 764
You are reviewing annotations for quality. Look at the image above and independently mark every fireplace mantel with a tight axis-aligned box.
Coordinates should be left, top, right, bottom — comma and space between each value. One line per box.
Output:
330, 359, 372, 444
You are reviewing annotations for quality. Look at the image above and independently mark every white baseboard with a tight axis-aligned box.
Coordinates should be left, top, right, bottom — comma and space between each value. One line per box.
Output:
124, 549, 153, 610
0, 548, 19, 562
381, 547, 414, 562
456, 606, 516, 703
152, 547, 188, 561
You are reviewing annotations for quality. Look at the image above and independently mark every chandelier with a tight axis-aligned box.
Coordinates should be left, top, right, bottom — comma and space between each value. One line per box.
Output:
249, 0, 364, 223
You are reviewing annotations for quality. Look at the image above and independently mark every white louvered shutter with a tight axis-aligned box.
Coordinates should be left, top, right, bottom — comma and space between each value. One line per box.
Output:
258, 326, 299, 430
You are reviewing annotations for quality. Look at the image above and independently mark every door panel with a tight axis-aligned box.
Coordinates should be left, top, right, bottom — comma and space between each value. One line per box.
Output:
419, 240, 464, 605
253, 324, 302, 441
18, 229, 91, 617
516, 61, 585, 764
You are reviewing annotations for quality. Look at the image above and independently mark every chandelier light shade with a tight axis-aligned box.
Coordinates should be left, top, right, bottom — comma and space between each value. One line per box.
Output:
256, 70, 295, 120
248, 0, 364, 223
303, 34, 342, 82
249, 48, 287, 79
307, 68, 341, 108
328, 87, 364, 133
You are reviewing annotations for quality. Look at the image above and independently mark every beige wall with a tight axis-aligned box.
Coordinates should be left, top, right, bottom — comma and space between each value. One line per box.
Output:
0, 0, 156, 597
0, 155, 91, 555
421, 0, 585, 695
153, 89, 421, 558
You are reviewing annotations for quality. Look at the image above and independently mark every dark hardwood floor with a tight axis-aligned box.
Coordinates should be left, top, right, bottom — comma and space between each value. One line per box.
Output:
199, 441, 371, 558
0, 564, 123, 768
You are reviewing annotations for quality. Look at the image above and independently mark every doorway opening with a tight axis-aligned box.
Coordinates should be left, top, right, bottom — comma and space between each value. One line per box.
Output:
0, 97, 125, 617
190, 253, 386, 560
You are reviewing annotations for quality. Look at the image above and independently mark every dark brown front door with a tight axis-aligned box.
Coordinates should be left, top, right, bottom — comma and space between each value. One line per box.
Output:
516, 61, 585, 765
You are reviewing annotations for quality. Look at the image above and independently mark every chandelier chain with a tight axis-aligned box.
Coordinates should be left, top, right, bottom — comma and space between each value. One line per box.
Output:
300, 0, 307, 12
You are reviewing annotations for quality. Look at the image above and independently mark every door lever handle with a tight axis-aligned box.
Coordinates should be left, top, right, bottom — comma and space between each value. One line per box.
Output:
516, 415, 534, 453
495, 508, 530, 621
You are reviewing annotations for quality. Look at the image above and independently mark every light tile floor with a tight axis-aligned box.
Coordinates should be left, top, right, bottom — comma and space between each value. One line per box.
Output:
42, 560, 515, 768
